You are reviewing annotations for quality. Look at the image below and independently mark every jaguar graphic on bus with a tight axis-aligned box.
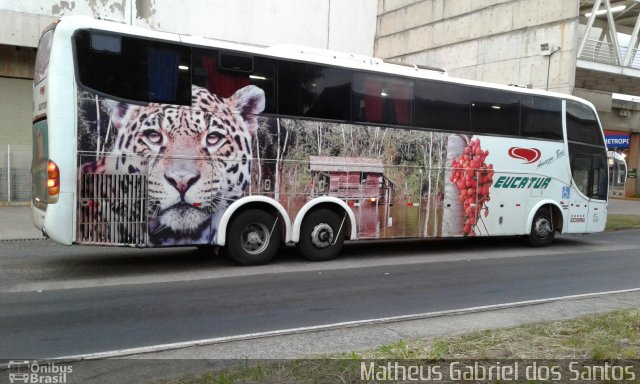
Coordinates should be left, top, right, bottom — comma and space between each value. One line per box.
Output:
32, 16, 608, 265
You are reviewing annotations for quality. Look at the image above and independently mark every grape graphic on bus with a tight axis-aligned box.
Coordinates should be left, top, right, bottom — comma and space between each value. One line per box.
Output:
449, 138, 494, 236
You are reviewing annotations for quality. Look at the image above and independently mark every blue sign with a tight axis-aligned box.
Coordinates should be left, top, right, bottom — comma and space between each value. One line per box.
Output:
562, 186, 570, 199
605, 134, 630, 148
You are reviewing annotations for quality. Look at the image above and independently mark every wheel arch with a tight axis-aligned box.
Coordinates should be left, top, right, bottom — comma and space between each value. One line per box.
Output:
527, 200, 564, 234
216, 196, 292, 246
292, 197, 357, 243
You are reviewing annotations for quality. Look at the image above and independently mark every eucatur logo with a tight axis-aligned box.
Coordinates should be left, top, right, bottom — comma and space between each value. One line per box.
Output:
508, 147, 541, 164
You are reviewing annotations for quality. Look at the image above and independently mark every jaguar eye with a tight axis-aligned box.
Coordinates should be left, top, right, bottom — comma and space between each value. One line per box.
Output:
206, 132, 224, 146
143, 130, 163, 144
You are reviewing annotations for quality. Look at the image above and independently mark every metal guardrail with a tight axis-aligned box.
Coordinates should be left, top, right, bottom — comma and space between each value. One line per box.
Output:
578, 39, 619, 65
0, 144, 31, 203
578, 38, 640, 70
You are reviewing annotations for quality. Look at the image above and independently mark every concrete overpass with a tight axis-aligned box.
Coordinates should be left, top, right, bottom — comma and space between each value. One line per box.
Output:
577, 0, 640, 196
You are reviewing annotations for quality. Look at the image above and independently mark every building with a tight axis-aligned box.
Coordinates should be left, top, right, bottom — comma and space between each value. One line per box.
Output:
309, 156, 395, 204
375, 0, 640, 197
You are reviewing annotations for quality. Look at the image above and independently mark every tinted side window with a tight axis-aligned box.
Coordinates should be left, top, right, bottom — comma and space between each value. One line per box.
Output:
470, 88, 520, 136
352, 73, 413, 126
34, 29, 53, 85
278, 62, 351, 120
566, 101, 604, 146
521, 96, 562, 140
192, 49, 276, 113
415, 81, 470, 132
569, 142, 608, 200
75, 30, 191, 105
572, 154, 592, 198
592, 154, 608, 200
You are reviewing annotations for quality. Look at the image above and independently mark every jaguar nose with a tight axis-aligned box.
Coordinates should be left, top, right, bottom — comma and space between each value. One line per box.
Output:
165, 171, 201, 197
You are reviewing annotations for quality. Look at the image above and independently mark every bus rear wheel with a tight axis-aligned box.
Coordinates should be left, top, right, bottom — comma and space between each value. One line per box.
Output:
225, 210, 281, 266
297, 208, 345, 261
526, 208, 555, 247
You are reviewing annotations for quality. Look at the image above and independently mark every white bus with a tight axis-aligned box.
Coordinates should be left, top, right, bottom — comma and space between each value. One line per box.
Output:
32, 16, 608, 265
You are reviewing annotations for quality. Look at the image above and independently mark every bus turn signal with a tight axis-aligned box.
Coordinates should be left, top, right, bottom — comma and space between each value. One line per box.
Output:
47, 160, 60, 202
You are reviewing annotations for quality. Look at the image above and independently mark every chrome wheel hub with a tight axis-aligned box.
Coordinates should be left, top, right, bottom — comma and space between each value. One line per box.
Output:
240, 223, 270, 254
534, 217, 552, 238
310, 223, 334, 249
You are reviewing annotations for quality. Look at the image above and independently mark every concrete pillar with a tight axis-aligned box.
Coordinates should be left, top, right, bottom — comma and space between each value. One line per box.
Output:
626, 133, 640, 197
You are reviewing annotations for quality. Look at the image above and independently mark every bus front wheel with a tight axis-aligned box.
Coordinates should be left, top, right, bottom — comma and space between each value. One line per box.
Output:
297, 208, 345, 261
225, 210, 281, 265
526, 208, 555, 247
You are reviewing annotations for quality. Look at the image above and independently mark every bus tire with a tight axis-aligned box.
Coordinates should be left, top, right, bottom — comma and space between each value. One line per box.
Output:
526, 208, 555, 247
297, 208, 345, 261
225, 210, 281, 266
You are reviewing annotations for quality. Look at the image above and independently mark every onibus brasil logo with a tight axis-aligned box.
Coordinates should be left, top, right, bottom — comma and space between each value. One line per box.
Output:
7, 360, 72, 383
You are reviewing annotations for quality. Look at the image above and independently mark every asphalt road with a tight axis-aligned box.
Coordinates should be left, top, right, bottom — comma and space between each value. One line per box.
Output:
1, 230, 639, 360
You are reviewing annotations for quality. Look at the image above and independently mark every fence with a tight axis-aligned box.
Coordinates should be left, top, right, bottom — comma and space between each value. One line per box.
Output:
0, 144, 31, 203
579, 38, 640, 70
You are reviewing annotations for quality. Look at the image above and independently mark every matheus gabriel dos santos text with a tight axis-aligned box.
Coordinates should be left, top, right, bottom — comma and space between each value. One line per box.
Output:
360, 361, 638, 382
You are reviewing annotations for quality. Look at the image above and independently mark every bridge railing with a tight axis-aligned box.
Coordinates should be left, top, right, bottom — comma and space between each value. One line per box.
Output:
578, 38, 640, 70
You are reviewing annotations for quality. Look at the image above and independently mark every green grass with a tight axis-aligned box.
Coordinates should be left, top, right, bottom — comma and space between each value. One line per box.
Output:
154, 309, 640, 383
350, 309, 640, 361
606, 214, 640, 230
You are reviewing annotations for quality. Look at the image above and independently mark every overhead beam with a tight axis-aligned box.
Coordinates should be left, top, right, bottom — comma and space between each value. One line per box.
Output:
604, 0, 623, 64
578, 0, 605, 58
623, 9, 640, 65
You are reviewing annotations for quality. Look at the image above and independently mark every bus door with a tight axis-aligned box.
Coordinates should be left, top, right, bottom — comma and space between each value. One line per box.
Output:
587, 155, 608, 232
569, 153, 608, 232
569, 155, 591, 232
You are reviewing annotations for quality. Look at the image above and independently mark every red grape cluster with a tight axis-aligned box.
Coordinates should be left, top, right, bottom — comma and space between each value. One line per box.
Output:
449, 138, 494, 236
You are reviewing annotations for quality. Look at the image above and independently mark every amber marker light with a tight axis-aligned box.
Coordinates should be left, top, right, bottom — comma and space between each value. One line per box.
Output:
47, 160, 60, 202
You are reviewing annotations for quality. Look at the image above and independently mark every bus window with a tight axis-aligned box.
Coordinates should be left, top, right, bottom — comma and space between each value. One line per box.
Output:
278, 62, 351, 120
470, 88, 520, 136
34, 29, 53, 85
250, 57, 276, 114
352, 73, 413, 126
566, 100, 604, 146
592, 154, 608, 200
219, 52, 253, 72
192, 49, 276, 113
193, 49, 249, 97
414, 80, 470, 132
570, 143, 608, 200
521, 95, 562, 140
572, 154, 591, 197
75, 30, 191, 105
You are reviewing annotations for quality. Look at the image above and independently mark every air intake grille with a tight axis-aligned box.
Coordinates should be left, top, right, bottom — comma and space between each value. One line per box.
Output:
78, 173, 148, 245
